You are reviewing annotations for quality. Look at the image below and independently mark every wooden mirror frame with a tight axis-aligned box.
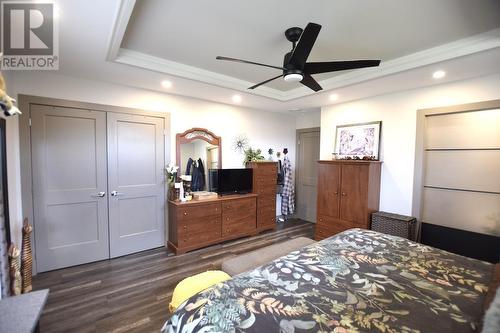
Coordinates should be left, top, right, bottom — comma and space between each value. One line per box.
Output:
176, 127, 222, 170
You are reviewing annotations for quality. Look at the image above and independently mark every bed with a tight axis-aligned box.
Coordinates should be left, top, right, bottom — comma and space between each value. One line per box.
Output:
162, 228, 494, 333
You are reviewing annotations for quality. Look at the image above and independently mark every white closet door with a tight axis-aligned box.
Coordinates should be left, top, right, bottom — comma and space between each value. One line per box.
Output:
107, 113, 165, 257
422, 108, 500, 236
31, 105, 109, 272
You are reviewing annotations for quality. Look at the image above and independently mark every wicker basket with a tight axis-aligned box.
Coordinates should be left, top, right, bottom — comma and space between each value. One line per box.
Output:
371, 211, 417, 241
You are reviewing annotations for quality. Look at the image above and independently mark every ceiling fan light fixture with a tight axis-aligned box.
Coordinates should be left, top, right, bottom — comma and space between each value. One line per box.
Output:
216, 22, 381, 92
284, 73, 304, 83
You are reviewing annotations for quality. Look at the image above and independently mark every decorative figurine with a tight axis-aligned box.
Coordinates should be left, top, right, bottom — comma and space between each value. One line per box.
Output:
21, 218, 33, 293
8, 244, 21, 296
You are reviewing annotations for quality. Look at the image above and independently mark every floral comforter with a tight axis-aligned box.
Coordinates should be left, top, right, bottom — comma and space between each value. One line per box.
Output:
162, 228, 493, 333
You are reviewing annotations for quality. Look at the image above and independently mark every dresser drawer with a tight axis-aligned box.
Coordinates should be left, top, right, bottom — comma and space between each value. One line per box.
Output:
255, 176, 277, 188
222, 197, 256, 214
177, 203, 221, 221
256, 185, 276, 196
315, 216, 356, 240
222, 216, 256, 236
315, 224, 333, 240
257, 213, 276, 228
223, 208, 256, 226
179, 229, 221, 247
178, 216, 221, 236
258, 204, 275, 217
257, 195, 276, 209
253, 166, 277, 176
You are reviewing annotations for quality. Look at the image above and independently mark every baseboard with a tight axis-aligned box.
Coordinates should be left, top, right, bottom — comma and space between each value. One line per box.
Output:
420, 222, 500, 263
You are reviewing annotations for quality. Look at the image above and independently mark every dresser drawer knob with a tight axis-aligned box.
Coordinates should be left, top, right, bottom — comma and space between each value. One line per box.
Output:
183, 225, 187, 230
183, 212, 188, 216
226, 217, 230, 221
341, 192, 346, 196
319, 218, 323, 222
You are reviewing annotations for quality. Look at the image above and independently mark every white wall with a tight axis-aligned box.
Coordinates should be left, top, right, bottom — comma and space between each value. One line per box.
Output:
321, 73, 500, 216
296, 109, 321, 129
6, 71, 296, 246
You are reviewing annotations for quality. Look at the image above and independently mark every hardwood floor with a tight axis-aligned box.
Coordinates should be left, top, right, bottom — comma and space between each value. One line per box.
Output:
33, 219, 314, 333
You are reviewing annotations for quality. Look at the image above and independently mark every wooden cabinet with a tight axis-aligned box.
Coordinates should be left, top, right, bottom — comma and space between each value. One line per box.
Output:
168, 194, 257, 254
315, 161, 381, 240
246, 162, 278, 232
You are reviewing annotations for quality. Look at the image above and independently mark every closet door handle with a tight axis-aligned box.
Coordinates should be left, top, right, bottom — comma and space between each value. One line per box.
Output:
111, 190, 124, 197
91, 191, 106, 198
341, 192, 346, 196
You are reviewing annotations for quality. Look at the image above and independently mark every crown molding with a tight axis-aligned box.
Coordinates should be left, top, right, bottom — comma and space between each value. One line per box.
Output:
114, 48, 287, 100
106, 0, 136, 60
107, 0, 500, 102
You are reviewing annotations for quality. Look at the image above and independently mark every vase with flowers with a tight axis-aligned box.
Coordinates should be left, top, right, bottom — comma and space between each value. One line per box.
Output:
165, 164, 179, 201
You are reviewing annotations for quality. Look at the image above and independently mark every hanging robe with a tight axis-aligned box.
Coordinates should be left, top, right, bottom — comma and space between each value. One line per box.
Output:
281, 155, 295, 215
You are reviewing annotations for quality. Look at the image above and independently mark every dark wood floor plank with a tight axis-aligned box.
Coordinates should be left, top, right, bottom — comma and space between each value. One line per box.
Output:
33, 219, 314, 332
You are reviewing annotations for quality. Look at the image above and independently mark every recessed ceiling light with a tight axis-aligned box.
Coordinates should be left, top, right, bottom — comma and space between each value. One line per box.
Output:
161, 80, 173, 89
432, 70, 446, 79
329, 93, 339, 101
232, 95, 242, 103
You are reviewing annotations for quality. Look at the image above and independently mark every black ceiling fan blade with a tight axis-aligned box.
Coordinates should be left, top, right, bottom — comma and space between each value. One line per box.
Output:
288, 23, 321, 69
216, 56, 285, 71
301, 73, 322, 92
304, 60, 381, 74
248, 74, 284, 89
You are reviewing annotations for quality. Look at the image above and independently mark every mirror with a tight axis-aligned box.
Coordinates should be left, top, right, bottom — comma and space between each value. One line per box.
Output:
176, 128, 221, 191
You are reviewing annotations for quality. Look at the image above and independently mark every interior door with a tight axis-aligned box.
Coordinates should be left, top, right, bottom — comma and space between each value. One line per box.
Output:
296, 129, 320, 222
107, 112, 165, 258
31, 105, 109, 272
340, 164, 368, 225
317, 162, 340, 219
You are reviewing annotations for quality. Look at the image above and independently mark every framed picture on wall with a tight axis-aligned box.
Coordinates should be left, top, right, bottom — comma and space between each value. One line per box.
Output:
334, 121, 382, 160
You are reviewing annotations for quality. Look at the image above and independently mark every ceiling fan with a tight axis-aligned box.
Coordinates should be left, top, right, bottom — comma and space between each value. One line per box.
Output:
216, 23, 381, 92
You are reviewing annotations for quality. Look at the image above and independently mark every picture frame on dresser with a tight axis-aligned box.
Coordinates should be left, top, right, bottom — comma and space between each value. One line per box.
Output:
334, 121, 382, 160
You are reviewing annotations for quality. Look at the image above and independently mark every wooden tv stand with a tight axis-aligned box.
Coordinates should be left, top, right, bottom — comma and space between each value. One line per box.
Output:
167, 193, 259, 254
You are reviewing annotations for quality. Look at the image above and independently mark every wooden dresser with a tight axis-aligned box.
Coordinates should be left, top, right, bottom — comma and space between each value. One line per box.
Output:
315, 160, 381, 240
168, 194, 257, 254
246, 162, 278, 232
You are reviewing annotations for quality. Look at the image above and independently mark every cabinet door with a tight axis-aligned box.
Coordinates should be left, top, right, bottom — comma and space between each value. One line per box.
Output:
317, 163, 341, 219
340, 164, 368, 225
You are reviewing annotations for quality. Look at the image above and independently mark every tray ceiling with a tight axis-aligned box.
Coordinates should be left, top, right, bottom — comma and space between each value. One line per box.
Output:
119, 0, 500, 93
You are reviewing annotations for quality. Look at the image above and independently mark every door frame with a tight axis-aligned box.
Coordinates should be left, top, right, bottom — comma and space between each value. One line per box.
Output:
411, 98, 500, 240
18, 94, 171, 274
295, 127, 320, 221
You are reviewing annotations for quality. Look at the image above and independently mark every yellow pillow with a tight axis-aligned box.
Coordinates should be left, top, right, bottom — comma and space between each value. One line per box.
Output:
169, 270, 231, 312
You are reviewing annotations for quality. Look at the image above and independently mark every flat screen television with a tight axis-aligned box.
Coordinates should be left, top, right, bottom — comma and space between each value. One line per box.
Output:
210, 168, 253, 194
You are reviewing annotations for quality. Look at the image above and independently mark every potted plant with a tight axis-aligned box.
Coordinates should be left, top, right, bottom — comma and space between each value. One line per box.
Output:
243, 147, 265, 165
